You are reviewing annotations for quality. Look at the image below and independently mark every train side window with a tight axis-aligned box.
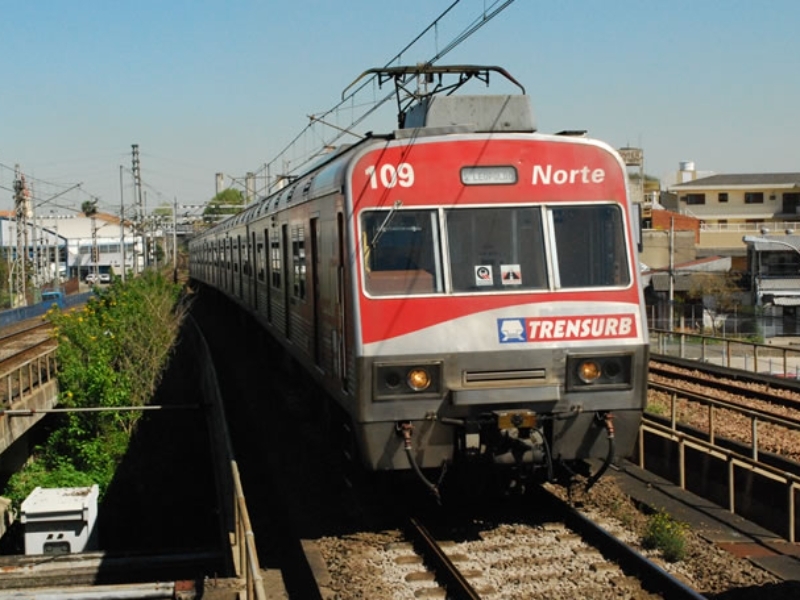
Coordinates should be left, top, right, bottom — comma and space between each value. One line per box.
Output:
550, 205, 630, 288
292, 226, 306, 300
270, 232, 282, 289
446, 207, 547, 292
361, 209, 442, 296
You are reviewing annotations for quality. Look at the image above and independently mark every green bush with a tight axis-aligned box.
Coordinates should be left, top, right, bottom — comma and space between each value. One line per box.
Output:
642, 510, 688, 562
3, 271, 188, 511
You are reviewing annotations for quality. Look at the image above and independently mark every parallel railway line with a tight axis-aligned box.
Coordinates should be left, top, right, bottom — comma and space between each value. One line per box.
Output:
648, 356, 800, 465
650, 359, 800, 411
0, 321, 58, 410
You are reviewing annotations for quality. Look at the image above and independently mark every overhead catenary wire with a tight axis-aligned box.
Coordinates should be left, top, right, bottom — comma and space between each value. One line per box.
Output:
259, 0, 465, 182
255, 0, 517, 194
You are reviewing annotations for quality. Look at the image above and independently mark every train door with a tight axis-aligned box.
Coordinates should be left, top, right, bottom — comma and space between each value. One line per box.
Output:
251, 230, 258, 310
217, 239, 223, 289
310, 217, 321, 367
237, 235, 244, 300
265, 227, 272, 323
224, 238, 231, 292
335, 213, 349, 390
282, 223, 292, 340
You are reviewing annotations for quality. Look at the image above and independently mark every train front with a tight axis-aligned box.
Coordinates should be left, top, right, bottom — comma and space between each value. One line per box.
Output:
347, 131, 648, 491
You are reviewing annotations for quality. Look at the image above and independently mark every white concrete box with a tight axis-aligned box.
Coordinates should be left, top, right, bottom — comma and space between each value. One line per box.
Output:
20, 485, 99, 555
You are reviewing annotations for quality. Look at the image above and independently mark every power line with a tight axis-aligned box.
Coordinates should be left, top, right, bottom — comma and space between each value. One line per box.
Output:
254, 0, 518, 194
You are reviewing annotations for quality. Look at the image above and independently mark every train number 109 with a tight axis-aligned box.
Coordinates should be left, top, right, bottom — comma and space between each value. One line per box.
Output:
365, 163, 415, 189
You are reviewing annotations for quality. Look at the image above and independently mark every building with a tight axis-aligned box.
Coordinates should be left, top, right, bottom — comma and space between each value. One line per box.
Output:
662, 170, 800, 310
668, 172, 800, 226
0, 211, 143, 287
742, 234, 800, 311
665, 171, 800, 261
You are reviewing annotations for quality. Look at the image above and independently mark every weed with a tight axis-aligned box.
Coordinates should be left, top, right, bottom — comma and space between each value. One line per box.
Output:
642, 510, 688, 562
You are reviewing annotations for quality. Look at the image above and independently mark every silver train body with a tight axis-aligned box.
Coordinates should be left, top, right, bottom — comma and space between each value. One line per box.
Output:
189, 74, 649, 490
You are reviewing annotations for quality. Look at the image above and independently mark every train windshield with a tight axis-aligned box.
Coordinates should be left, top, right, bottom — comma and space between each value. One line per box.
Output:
446, 207, 547, 292
550, 205, 630, 288
362, 209, 443, 296
360, 204, 630, 296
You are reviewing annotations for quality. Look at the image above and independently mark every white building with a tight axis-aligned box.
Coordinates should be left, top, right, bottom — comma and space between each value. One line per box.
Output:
0, 212, 143, 284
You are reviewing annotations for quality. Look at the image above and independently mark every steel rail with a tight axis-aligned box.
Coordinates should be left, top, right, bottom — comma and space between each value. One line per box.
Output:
533, 486, 708, 600
650, 361, 800, 410
649, 380, 800, 432
405, 517, 481, 600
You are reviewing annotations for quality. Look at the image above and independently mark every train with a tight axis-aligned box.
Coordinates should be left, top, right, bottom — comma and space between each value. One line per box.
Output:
188, 65, 649, 499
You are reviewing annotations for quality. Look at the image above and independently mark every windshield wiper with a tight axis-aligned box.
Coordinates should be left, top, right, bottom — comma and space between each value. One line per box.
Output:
369, 199, 403, 249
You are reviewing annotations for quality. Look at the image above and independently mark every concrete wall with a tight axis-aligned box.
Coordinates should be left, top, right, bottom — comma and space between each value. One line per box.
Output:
641, 230, 697, 270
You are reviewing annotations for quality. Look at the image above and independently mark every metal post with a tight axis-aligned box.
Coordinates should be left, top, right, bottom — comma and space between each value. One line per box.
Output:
669, 217, 675, 331
120, 165, 127, 283
728, 458, 736, 513
172, 196, 178, 279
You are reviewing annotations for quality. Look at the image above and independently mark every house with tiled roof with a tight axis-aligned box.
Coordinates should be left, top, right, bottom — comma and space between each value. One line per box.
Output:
669, 172, 800, 224
664, 171, 800, 311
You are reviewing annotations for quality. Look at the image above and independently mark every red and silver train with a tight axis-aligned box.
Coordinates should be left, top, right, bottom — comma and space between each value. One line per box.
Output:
189, 66, 649, 497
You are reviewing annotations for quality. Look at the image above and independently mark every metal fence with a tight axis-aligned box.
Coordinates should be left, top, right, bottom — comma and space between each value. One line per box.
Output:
650, 328, 800, 377
0, 291, 93, 329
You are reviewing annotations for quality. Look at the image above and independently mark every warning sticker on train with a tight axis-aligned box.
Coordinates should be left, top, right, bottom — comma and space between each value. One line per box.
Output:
498, 315, 638, 343
500, 264, 522, 285
474, 265, 493, 286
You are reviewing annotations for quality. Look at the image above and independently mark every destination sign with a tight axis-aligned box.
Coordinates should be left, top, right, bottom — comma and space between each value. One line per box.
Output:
461, 166, 517, 185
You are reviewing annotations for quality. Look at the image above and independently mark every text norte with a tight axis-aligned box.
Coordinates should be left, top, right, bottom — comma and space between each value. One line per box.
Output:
532, 164, 606, 185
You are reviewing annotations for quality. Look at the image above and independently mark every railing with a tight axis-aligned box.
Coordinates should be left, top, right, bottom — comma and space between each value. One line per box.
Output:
0, 347, 59, 409
638, 418, 799, 542
231, 460, 266, 600
649, 381, 800, 463
188, 316, 267, 599
650, 328, 800, 376
699, 221, 800, 233
0, 291, 93, 329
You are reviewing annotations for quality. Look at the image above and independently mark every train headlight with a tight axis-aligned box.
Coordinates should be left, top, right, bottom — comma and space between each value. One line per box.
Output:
577, 360, 602, 383
374, 362, 442, 400
566, 355, 633, 390
407, 368, 431, 391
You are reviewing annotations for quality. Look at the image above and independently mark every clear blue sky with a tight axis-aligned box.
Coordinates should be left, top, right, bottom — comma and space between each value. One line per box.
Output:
1, 0, 798, 217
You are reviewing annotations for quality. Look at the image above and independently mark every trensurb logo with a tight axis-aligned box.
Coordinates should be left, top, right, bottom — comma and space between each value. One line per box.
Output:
498, 315, 637, 343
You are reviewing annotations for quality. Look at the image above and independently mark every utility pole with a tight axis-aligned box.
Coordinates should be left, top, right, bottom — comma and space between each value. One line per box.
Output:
92, 214, 98, 283
668, 217, 675, 331
245, 172, 255, 204
144, 191, 149, 268
172, 196, 178, 280
120, 165, 126, 283
131, 144, 143, 274
13, 165, 30, 307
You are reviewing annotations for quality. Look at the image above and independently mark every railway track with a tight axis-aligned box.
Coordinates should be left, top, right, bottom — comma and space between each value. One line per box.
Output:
0, 322, 55, 364
648, 356, 800, 465
310, 485, 706, 599
650, 359, 800, 411
0, 321, 58, 410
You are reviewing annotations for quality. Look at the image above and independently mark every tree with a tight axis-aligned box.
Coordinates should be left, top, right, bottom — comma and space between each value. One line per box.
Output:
203, 189, 245, 223
628, 173, 661, 194
152, 204, 173, 220
687, 272, 743, 335
81, 199, 98, 218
